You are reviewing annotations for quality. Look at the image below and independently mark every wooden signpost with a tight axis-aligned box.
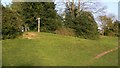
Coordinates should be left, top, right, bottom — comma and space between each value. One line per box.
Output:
37, 18, 40, 32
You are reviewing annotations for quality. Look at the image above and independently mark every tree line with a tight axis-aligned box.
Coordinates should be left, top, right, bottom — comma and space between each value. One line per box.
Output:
2, 1, 119, 40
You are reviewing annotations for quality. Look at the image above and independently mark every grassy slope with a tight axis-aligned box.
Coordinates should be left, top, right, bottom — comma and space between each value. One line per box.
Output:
2, 32, 118, 66
91, 50, 118, 66
0, 41, 2, 66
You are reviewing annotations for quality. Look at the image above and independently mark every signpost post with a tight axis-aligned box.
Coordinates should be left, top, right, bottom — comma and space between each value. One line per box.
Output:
37, 18, 40, 32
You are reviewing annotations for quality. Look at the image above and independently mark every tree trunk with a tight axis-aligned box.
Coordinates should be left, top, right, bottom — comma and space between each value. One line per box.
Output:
66, 0, 72, 13
78, 0, 80, 10
71, 0, 74, 15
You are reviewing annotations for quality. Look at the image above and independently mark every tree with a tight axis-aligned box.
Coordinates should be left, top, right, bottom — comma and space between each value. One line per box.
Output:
0, 4, 2, 39
55, 0, 106, 18
98, 15, 119, 36
112, 20, 119, 36
60, 0, 100, 39
16, 2, 62, 32
2, 5, 23, 39
65, 11, 99, 39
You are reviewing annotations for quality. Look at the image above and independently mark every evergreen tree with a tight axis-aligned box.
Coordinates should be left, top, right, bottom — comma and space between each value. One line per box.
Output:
19, 2, 62, 32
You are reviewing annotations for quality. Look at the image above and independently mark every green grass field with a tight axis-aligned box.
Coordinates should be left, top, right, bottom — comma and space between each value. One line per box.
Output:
0, 41, 2, 66
2, 32, 118, 66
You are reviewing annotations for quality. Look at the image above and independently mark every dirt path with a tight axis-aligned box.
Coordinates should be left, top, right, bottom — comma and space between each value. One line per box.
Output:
95, 46, 120, 59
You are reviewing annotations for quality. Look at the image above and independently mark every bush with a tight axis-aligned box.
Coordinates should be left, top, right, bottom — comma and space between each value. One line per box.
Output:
2, 6, 23, 39
55, 27, 75, 36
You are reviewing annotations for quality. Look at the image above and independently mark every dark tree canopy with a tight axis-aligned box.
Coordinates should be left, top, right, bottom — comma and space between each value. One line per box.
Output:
19, 2, 62, 32
64, 11, 99, 39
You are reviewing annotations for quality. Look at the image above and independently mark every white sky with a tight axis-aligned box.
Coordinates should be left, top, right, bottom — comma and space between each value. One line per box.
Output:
1, 0, 12, 6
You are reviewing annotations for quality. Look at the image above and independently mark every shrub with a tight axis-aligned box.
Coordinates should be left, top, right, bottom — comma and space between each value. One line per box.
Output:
55, 27, 75, 36
2, 6, 23, 39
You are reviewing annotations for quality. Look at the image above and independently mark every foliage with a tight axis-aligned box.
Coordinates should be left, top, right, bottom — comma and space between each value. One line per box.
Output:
98, 15, 119, 36
56, 0, 106, 17
18, 2, 62, 32
75, 12, 99, 39
2, 5, 23, 39
112, 20, 119, 36
64, 11, 99, 40
2, 2, 63, 39
59, 0, 100, 40
55, 27, 75, 36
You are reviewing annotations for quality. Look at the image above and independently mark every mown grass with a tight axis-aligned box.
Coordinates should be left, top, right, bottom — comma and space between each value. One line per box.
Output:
2, 32, 118, 66
91, 50, 118, 66
0, 41, 2, 66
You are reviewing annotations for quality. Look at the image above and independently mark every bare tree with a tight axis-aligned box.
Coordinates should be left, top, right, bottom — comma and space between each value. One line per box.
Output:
55, 0, 106, 17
